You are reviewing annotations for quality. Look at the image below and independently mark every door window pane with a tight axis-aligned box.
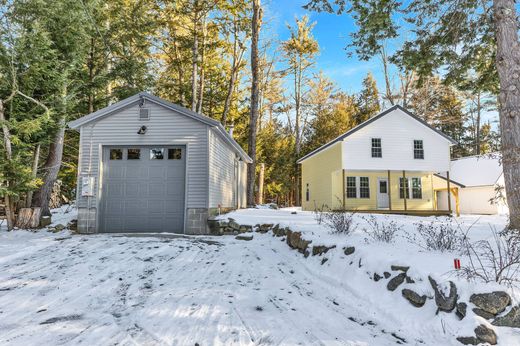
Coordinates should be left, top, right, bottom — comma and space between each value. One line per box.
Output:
379, 181, 387, 194
110, 149, 123, 160
168, 148, 182, 160
150, 148, 164, 160
359, 177, 370, 198
127, 149, 141, 160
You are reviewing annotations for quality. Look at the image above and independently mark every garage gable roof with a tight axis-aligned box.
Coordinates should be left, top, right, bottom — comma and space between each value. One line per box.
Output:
297, 105, 457, 164
68, 92, 252, 163
437, 154, 503, 187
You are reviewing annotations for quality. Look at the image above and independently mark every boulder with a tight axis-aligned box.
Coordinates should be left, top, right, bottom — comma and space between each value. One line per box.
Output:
401, 288, 427, 308
207, 217, 221, 234
383, 272, 391, 279
387, 273, 407, 291
457, 325, 497, 345
456, 302, 467, 320
405, 276, 415, 284
473, 308, 495, 320
286, 230, 311, 254
492, 305, 520, 328
391, 265, 410, 272
312, 245, 336, 256
474, 324, 497, 345
428, 276, 457, 312
235, 235, 253, 241
373, 273, 382, 282
239, 225, 252, 233
456, 336, 478, 345
470, 291, 511, 316
40, 216, 52, 227
229, 219, 241, 231
343, 246, 355, 256
321, 257, 328, 265
258, 224, 274, 233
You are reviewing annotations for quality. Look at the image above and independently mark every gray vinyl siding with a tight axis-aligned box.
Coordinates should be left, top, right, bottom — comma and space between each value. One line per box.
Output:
76, 101, 209, 210
208, 128, 236, 208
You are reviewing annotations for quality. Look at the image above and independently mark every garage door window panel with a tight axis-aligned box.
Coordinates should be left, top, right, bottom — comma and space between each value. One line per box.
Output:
127, 149, 141, 160
150, 148, 164, 160
168, 148, 182, 160
110, 149, 123, 160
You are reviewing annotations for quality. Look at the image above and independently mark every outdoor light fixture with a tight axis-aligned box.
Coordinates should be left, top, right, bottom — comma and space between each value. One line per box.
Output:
137, 125, 147, 135
139, 96, 145, 107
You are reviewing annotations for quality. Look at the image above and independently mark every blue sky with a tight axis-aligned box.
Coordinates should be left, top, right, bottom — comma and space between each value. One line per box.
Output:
264, 0, 392, 95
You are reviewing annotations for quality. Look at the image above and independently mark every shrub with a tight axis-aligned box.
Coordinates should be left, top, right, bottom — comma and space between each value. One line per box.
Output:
361, 215, 400, 243
313, 202, 327, 225
458, 228, 520, 286
405, 218, 467, 252
323, 210, 357, 235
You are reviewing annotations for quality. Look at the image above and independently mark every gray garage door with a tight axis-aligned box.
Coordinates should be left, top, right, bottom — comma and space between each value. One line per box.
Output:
100, 146, 186, 233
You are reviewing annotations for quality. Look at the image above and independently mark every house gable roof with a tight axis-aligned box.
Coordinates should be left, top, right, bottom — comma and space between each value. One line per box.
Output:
68, 92, 252, 163
297, 105, 457, 164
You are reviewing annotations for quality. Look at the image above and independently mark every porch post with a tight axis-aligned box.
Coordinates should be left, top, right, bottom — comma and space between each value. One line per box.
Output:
342, 169, 346, 210
402, 170, 407, 211
446, 171, 452, 214
387, 170, 392, 210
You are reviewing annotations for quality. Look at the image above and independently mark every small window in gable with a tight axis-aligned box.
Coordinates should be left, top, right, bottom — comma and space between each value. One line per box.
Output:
371, 138, 382, 158
414, 140, 424, 159
139, 108, 150, 120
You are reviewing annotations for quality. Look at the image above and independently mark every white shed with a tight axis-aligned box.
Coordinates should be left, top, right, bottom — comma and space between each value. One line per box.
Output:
435, 154, 508, 215
69, 92, 251, 234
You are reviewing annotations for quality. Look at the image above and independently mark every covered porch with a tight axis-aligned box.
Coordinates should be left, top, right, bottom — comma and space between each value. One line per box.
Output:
335, 169, 458, 216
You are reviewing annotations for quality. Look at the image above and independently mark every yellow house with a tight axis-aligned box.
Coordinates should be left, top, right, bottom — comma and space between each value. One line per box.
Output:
298, 105, 457, 215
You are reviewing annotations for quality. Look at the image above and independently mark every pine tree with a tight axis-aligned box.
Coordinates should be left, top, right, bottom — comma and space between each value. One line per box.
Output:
354, 72, 380, 125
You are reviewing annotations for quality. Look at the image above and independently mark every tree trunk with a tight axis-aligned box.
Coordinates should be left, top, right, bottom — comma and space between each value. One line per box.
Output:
294, 60, 302, 206
88, 37, 95, 114
191, 5, 199, 112
32, 115, 66, 216
493, 0, 520, 229
0, 99, 15, 230
26, 144, 40, 208
380, 47, 395, 105
257, 163, 265, 204
247, 0, 261, 206
222, 19, 240, 126
475, 92, 481, 155
196, 17, 206, 114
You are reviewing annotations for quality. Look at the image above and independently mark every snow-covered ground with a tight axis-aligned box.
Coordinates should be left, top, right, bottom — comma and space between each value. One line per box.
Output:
0, 207, 518, 345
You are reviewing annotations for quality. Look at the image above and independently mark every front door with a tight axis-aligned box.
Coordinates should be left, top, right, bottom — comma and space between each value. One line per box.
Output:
377, 178, 389, 209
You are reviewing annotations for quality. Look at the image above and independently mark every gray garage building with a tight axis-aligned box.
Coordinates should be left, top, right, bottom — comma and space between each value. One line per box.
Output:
69, 92, 251, 234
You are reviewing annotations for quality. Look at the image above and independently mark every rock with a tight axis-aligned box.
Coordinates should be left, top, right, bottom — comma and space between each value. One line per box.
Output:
383, 272, 391, 279
474, 324, 497, 345
456, 302, 467, 320
456, 336, 478, 345
291, 211, 297, 214
457, 325, 497, 345
401, 288, 427, 308
258, 224, 274, 233
207, 217, 221, 234
470, 291, 511, 316
492, 305, 520, 328
54, 224, 65, 231
405, 276, 415, 284
273, 226, 287, 237
40, 216, 52, 227
387, 273, 407, 292
473, 308, 496, 320
373, 273, 382, 282
235, 235, 253, 241
343, 246, 355, 256
321, 257, 328, 265
312, 245, 336, 256
229, 219, 240, 231
238, 225, 252, 233
67, 219, 77, 231
391, 265, 410, 272
286, 230, 311, 255
428, 276, 457, 312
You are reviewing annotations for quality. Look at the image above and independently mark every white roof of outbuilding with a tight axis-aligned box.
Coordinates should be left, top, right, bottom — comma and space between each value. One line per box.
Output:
440, 154, 503, 187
